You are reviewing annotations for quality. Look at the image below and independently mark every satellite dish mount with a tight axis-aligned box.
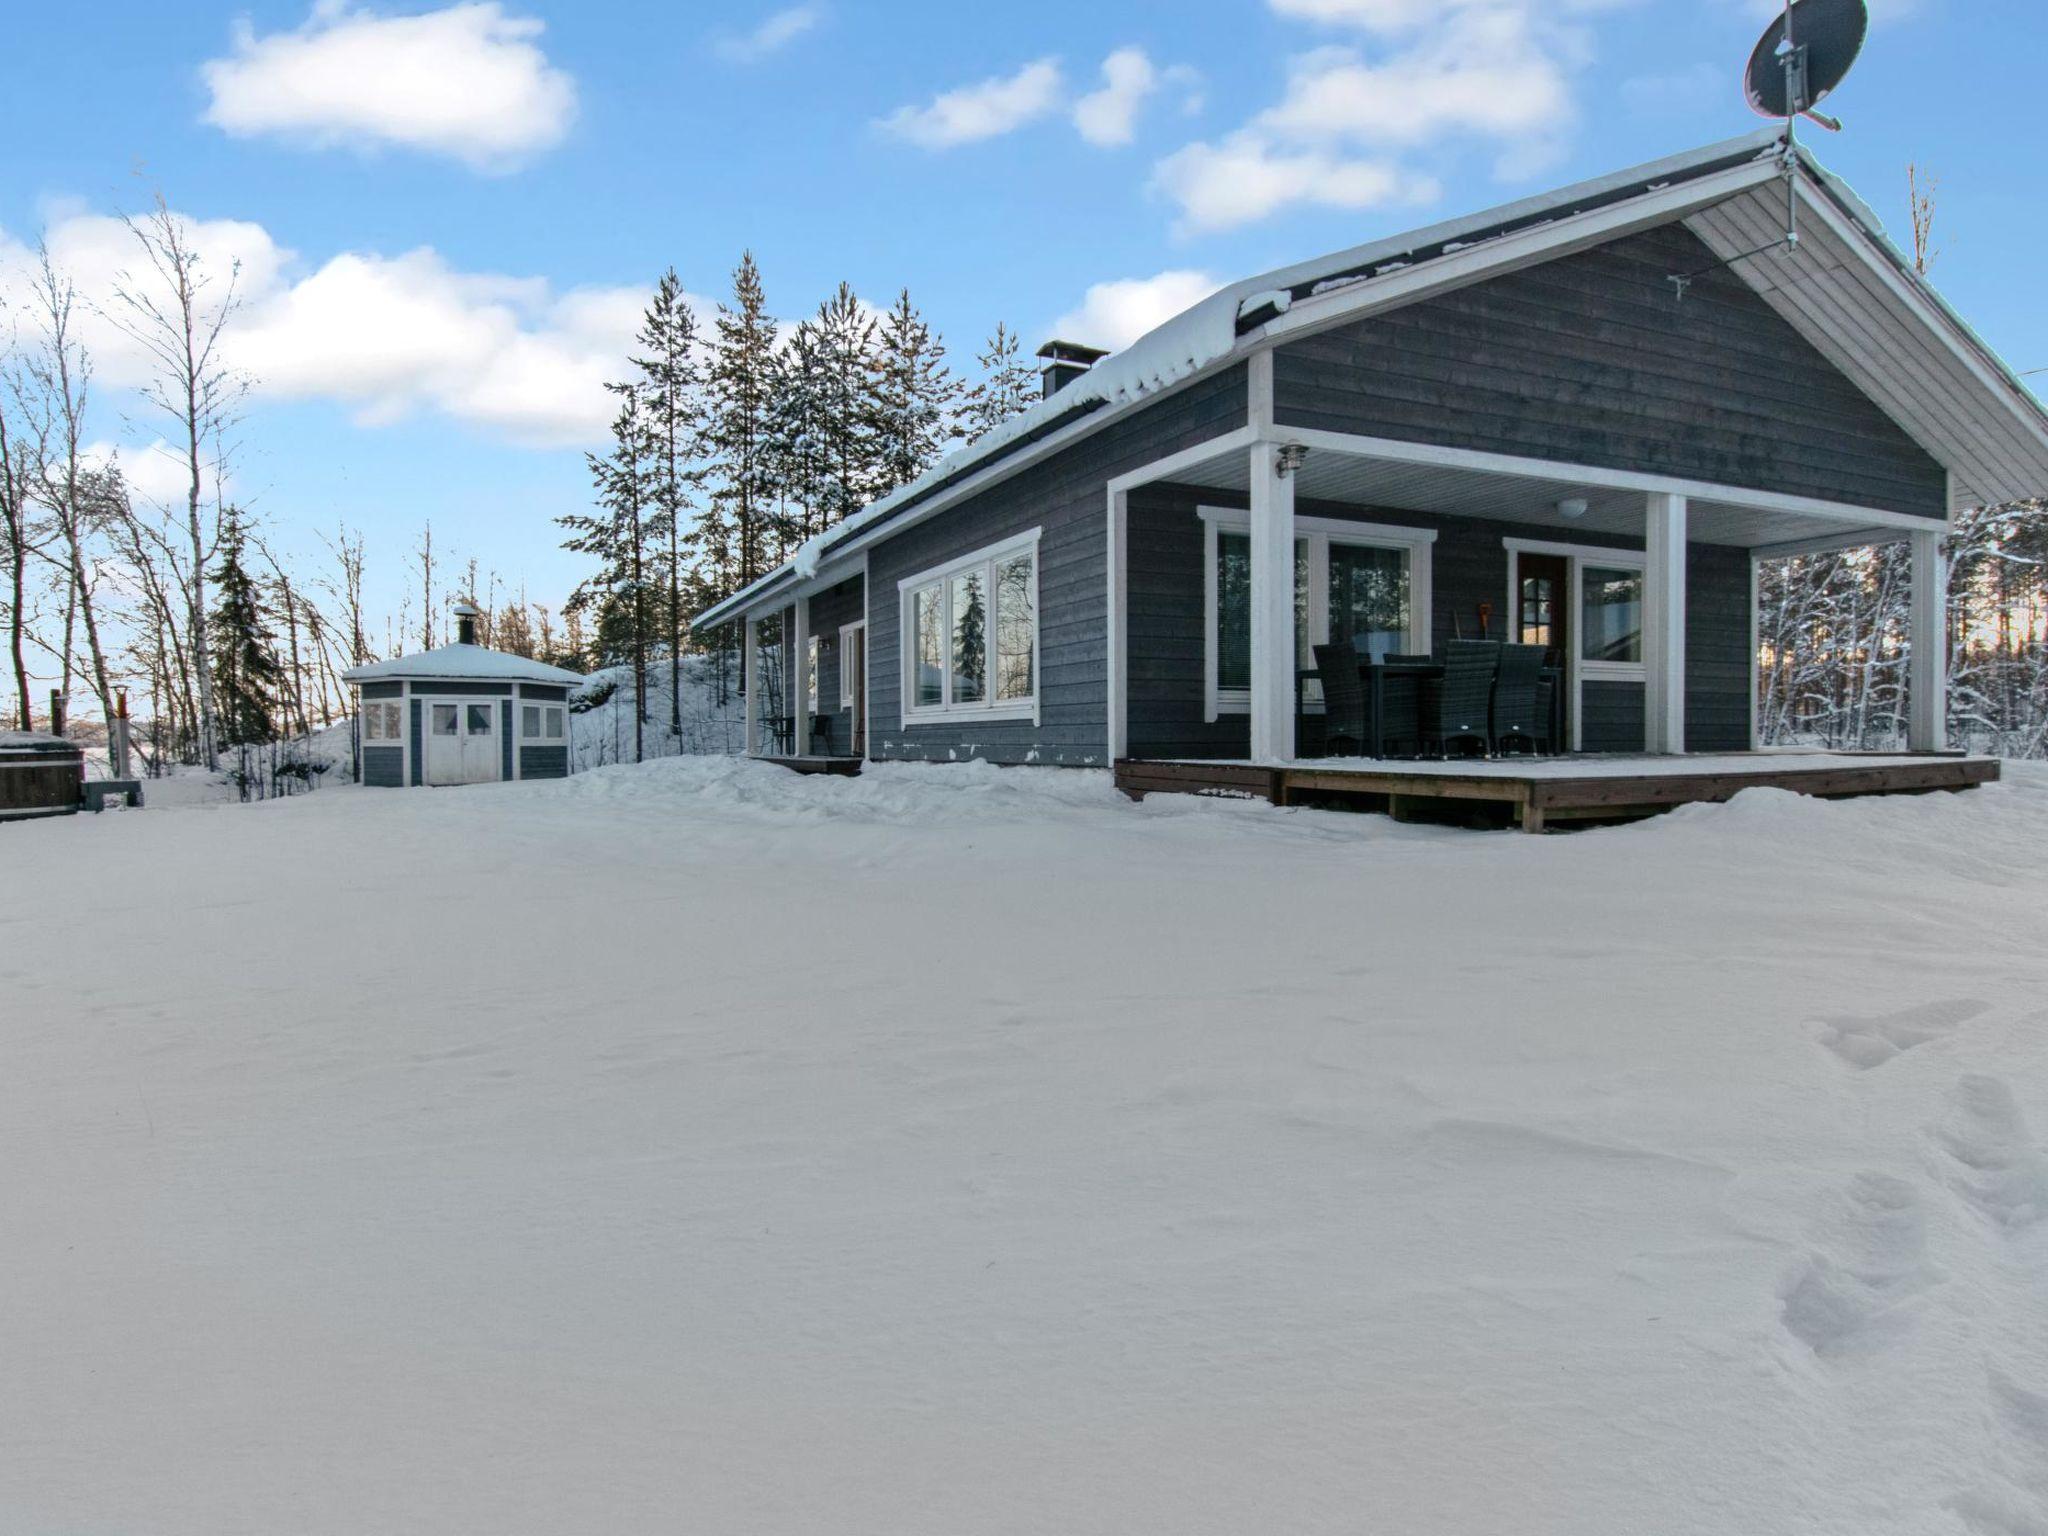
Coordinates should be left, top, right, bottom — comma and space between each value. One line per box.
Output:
1668, 0, 1868, 301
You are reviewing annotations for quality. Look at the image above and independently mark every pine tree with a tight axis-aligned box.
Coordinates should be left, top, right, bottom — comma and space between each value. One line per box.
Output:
813, 281, 882, 529
563, 384, 659, 763
632, 269, 704, 742
704, 252, 778, 593
962, 322, 1037, 443
873, 288, 957, 495
209, 507, 279, 747
765, 316, 830, 551
955, 569, 987, 697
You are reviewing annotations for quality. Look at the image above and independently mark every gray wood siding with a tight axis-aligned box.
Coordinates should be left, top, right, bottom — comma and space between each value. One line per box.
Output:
1686, 544, 1752, 752
361, 745, 403, 787
501, 703, 513, 780
358, 681, 402, 700
867, 364, 1248, 765
1274, 222, 1947, 519
1124, 494, 1751, 761
409, 680, 514, 696
519, 684, 570, 701
520, 746, 568, 779
1581, 681, 1645, 752
409, 699, 422, 785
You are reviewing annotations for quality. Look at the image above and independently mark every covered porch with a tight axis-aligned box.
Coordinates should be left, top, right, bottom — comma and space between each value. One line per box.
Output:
1107, 416, 1955, 762
1105, 412, 1975, 824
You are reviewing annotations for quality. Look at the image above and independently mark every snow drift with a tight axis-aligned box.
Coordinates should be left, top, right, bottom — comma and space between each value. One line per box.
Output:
3, 759, 2045, 1534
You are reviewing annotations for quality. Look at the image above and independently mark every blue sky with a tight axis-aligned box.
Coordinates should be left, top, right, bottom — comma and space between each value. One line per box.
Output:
1, 0, 2041, 639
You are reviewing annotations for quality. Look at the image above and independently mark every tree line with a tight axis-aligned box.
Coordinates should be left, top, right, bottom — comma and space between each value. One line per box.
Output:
0, 198, 575, 774
557, 253, 1042, 762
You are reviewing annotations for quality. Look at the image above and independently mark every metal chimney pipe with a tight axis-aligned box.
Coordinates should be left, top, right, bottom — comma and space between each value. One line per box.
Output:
453, 600, 480, 647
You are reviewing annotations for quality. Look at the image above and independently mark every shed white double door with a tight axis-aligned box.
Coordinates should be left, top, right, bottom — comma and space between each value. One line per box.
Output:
424, 699, 502, 785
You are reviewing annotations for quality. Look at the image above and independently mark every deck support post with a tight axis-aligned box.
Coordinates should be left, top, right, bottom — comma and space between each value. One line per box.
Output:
1908, 527, 1948, 752
1248, 440, 1297, 766
1643, 491, 1688, 754
743, 613, 760, 757
790, 597, 810, 757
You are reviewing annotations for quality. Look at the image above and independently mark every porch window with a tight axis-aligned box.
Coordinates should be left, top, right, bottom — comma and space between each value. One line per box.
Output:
900, 531, 1041, 723
838, 622, 863, 712
521, 704, 565, 742
1581, 566, 1643, 664
1203, 510, 1434, 719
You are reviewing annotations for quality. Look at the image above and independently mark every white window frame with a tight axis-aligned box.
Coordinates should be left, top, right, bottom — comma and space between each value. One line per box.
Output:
362, 698, 403, 742
1503, 536, 1647, 754
838, 621, 864, 713
897, 528, 1042, 726
1200, 507, 1435, 721
520, 700, 567, 744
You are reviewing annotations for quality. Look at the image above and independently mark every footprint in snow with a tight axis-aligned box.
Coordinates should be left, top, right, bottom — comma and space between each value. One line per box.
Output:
1933, 1075, 2048, 1232
1780, 1171, 1935, 1356
1941, 1369, 2048, 1536
1814, 998, 1988, 1070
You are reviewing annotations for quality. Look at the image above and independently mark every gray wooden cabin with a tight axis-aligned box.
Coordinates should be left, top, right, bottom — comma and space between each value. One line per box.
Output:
343, 603, 582, 788
692, 132, 2048, 787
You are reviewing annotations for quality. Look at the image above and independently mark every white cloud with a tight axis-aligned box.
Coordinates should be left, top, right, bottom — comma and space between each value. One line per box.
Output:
1074, 48, 1156, 147
199, 2, 577, 171
0, 207, 672, 451
880, 58, 1064, 149
714, 5, 822, 62
1152, 0, 1598, 231
1153, 133, 1438, 235
1049, 270, 1224, 351
82, 439, 223, 509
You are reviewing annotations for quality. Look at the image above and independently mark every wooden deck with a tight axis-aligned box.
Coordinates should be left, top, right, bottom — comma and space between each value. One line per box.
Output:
760, 754, 864, 777
1114, 753, 1999, 832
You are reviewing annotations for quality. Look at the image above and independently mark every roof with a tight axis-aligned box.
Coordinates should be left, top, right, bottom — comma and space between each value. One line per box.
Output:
693, 128, 2048, 631
0, 730, 76, 754
342, 643, 585, 686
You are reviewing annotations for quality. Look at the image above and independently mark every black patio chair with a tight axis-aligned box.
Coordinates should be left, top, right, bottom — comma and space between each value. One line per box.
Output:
810, 712, 837, 757
1492, 643, 1552, 754
1421, 640, 1498, 756
1312, 642, 1368, 757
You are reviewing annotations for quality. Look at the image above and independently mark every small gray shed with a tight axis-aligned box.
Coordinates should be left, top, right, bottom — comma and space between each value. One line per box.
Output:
342, 604, 583, 788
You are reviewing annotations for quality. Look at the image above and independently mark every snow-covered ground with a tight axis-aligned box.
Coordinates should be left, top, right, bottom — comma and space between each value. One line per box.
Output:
4, 759, 2046, 1534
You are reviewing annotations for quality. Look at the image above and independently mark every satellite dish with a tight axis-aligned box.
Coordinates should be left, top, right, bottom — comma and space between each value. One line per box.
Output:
1745, 0, 1867, 127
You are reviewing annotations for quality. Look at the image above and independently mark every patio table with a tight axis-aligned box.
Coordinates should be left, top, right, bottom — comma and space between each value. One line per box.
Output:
1296, 659, 1567, 757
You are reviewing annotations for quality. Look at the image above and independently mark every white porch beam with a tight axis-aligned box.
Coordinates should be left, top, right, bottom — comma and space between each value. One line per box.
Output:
743, 613, 760, 757
1644, 492, 1688, 755
790, 598, 810, 756
1248, 440, 1297, 765
1908, 527, 1949, 752
1106, 486, 1129, 761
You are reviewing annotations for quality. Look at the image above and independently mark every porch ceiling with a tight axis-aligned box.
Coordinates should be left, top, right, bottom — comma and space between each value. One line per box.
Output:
1161, 443, 1898, 550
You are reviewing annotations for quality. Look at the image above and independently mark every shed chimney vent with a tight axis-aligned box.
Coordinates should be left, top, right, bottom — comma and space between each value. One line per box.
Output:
452, 600, 480, 647
1036, 339, 1110, 400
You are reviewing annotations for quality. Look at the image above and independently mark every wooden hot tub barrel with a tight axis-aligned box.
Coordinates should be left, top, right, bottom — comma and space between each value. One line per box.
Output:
0, 732, 84, 820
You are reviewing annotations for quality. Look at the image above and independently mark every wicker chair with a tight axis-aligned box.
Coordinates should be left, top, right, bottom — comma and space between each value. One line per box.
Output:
1491, 643, 1552, 754
1312, 642, 1369, 757
1421, 640, 1499, 756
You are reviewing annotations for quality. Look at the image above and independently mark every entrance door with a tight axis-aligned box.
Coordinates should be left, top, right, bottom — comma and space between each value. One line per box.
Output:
1514, 552, 1570, 746
425, 700, 499, 785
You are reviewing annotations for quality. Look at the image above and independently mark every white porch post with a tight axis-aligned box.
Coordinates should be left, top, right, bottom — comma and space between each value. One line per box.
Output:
1643, 491, 1688, 754
790, 596, 811, 756
1908, 527, 1949, 752
1248, 440, 1297, 765
743, 612, 760, 757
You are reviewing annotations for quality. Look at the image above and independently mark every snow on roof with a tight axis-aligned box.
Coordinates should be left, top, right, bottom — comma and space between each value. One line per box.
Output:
342, 643, 584, 686
0, 729, 73, 751
696, 128, 1906, 632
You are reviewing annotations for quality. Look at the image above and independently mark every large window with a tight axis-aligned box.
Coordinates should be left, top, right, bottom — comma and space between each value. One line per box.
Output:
1204, 511, 1434, 719
362, 700, 402, 741
900, 532, 1039, 722
1581, 565, 1644, 665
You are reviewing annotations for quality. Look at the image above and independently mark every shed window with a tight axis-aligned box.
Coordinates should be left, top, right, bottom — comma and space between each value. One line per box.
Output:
899, 531, 1039, 723
521, 704, 566, 742
362, 701, 402, 741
